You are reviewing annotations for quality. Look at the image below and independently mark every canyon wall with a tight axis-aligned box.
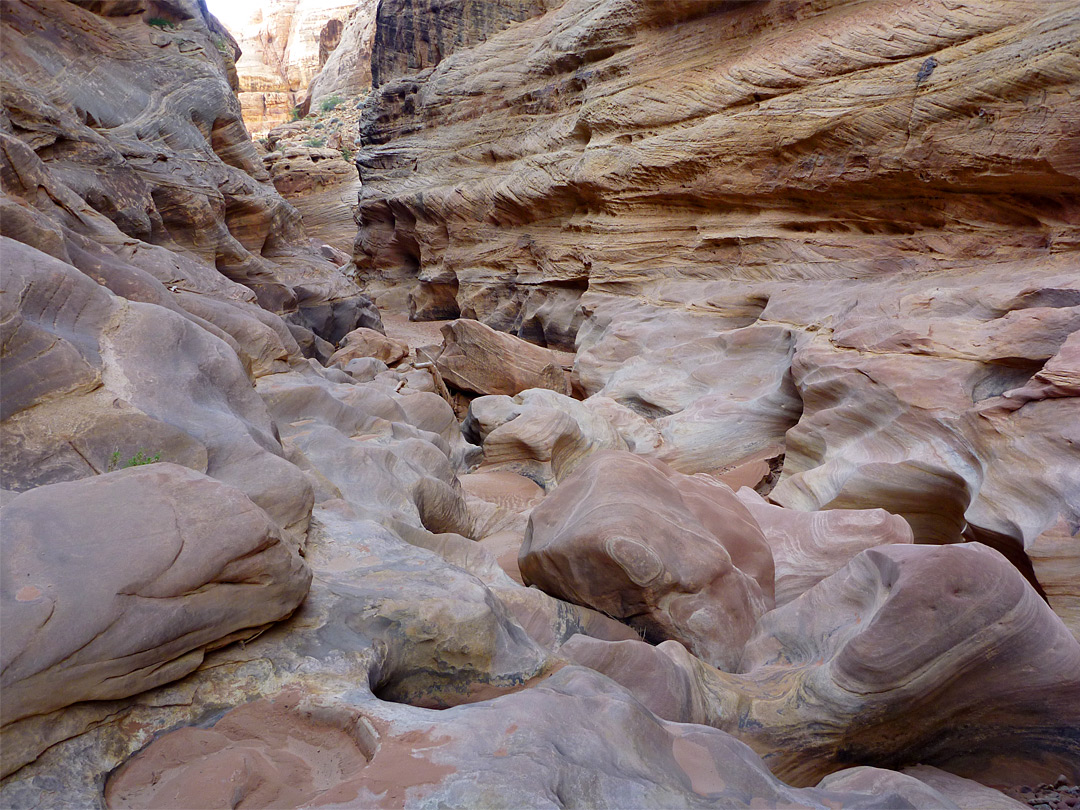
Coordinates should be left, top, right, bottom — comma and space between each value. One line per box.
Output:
234, 0, 377, 132
1, 0, 372, 331
353, 0, 1080, 625
371, 0, 555, 86
2, 1, 1079, 806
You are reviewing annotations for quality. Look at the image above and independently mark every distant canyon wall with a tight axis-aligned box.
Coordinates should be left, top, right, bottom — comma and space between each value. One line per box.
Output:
371, 0, 556, 86
233, 0, 377, 132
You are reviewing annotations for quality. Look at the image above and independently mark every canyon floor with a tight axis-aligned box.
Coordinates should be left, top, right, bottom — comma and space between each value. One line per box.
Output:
2, 1, 1079, 809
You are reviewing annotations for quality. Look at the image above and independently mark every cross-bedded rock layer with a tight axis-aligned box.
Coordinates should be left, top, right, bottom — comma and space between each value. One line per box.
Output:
2, 1, 1079, 807
353, 0, 1080, 628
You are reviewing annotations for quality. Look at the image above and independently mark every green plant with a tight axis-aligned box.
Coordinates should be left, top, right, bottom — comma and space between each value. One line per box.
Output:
319, 95, 343, 112
147, 17, 176, 29
213, 37, 231, 56
108, 449, 162, 472
305, 137, 325, 148
289, 107, 303, 122
340, 147, 353, 162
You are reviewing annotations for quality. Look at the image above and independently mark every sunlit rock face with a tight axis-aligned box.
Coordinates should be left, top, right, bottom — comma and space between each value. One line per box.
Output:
232, 0, 377, 132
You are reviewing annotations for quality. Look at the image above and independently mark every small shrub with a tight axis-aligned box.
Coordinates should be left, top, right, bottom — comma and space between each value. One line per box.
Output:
108, 449, 162, 472
319, 95, 343, 112
341, 147, 353, 162
147, 17, 176, 29
305, 137, 325, 148
289, 107, 303, 122
313, 122, 324, 130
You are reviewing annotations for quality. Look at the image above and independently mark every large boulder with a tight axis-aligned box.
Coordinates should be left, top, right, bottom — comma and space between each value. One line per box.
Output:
435, 319, 572, 397
567, 543, 1080, 787
0, 465, 311, 772
520, 450, 774, 670
819, 767, 1027, 810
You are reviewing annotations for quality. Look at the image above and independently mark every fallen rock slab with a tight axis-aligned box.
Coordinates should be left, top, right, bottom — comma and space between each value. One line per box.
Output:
435, 318, 571, 397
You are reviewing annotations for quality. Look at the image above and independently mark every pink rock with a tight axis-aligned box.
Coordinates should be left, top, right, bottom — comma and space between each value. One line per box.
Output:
520, 450, 774, 670
736, 487, 913, 606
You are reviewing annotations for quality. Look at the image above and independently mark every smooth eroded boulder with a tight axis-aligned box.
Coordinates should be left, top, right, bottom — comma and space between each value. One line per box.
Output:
566, 543, 1080, 786
736, 487, 914, 606
520, 450, 774, 670
0, 464, 311, 732
328, 325, 410, 368
467, 388, 628, 489
732, 543, 1080, 785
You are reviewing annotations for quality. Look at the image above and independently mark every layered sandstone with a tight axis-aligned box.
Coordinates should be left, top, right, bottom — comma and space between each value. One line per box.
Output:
1, 0, 375, 333
2, 1, 1079, 807
371, 0, 554, 86
232, 0, 377, 132
353, 0, 1080, 630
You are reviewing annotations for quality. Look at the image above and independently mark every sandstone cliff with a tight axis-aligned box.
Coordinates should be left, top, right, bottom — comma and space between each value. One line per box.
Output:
353, 0, 1080, 629
371, 0, 554, 86
2, 0, 1079, 807
233, 0, 377, 132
